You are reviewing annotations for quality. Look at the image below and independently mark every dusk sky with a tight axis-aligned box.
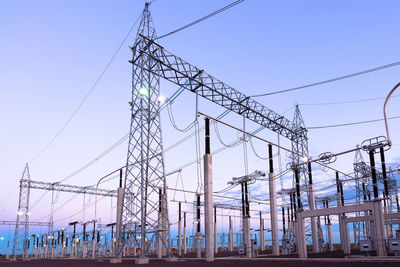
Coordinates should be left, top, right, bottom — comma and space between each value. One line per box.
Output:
1, 0, 399, 251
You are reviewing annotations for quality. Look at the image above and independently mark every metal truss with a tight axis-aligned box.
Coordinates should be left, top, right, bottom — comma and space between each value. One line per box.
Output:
194, 202, 242, 211
290, 105, 309, 193
0, 221, 53, 226
131, 36, 305, 142
116, 3, 170, 259
119, 3, 307, 259
12, 164, 31, 258
19, 179, 117, 197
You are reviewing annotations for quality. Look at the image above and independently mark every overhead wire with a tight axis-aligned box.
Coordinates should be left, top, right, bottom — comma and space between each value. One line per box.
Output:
28, 13, 142, 163
301, 94, 400, 106
308, 115, 400, 130
251, 60, 400, 98
156, 0, 244, 40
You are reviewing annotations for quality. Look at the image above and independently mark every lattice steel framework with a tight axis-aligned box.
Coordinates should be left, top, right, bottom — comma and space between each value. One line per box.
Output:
131, 36, 305, 142
116, 3, 170, 258
119, 3, 307, 258
20, 179, 117, 197
290, 105, 315, 245
12, 163, 31, 258
291, 105, 309, 190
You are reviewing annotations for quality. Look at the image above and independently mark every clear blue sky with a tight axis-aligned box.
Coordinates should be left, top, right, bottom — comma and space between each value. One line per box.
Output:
0, 0, 399, 250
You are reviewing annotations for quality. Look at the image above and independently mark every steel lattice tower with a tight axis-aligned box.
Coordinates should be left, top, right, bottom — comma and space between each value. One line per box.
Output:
116, 3, 170, 258
291, 105, 309, 191
291, 105, 315, 244
12, 163, 31, 258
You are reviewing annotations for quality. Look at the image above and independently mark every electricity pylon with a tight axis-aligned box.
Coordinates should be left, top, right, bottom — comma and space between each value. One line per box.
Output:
115, 3, 170, 260
12, 163, 31, 258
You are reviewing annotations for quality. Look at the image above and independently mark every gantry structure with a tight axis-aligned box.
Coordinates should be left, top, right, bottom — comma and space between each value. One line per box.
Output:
115, 2, 308, 260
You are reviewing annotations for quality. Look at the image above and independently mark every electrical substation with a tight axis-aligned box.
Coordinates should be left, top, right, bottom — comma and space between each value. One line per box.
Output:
1, 1, 400, 267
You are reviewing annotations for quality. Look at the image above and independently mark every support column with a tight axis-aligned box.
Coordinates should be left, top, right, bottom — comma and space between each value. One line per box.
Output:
228, 216, 233, 252
335, 172, 345, 251
373, 200, 386, 256
243, 217, 251, 257
326, 201, 333, 252
196, 194, 202, 258
340, 216, 350, 254
259, 212, 265, 251
327, 223, 333, 252
214, 206, 218, 255
183, 212, 187, 255
204, 118, 214, 261
296, 212, 307, 258
157, 189, 163, 258
307, 163, 319, 253
178, 202, 182, 256
369, 149, 386, 256
268, 144, 279, 256
113, 173, 124, 261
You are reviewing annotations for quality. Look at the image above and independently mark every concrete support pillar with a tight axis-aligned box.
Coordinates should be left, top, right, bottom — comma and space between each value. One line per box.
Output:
296, 213, 307, 259
196, 233, 202, 258
340, 216, 350, 254
177, 202, 182, 256
308, 185, 319, 253
204, 154, 214, 261
183, 212, 187, 254
228, 216, 233, 252
268, 144, 279, 256
157, 209, 162, 258
115, 187, 124, 258
161, 194, 168, 257
260, 217, 265, 251
373, 200, 386, 256
243, 217, 251, 258
178, 219, 182, 256
214, 209, 218, 255
204, 118, 214, 261
327, 223, 333, 252
6, 242, 9, 259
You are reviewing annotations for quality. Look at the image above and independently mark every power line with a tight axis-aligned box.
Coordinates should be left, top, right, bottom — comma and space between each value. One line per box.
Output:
251, 61, 400, 98
156, 0, 244, 40
301, 94, 399, 106
308, 115, 400, 130
28, 13, 142, 163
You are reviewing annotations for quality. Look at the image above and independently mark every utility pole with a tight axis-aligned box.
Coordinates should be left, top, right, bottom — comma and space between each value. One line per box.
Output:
228, 216, 233, 252
12, 164, 31, 260
196, 194, 202, 258
269, 144, 279, 256
259, 212, 265, 251
114, 3, 170, 263
204, 117, 214, 261
307, 162, 319, 253
178, 202, 182, 256
183, 212, 187, 255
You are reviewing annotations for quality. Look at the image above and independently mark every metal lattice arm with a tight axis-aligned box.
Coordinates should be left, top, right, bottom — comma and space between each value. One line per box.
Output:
20, 179, 117, 197
133, 35, 305, 141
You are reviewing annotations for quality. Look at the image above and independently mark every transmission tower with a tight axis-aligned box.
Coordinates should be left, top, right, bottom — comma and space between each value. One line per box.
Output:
12, 163, 31, 258
116, 3, 170, 259
291, 105, 318, 247
291, 105, 309, 188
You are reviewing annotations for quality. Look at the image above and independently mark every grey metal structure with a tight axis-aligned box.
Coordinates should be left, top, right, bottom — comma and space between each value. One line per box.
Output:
12, 164, 31, 258
116, 3, 170, 260
0, 221, 53, 227
291, 105, 309, 188
132, 38, 304, 142
11, 174, 116, 256
19, 179, 117, 197
118, 3, 306, 259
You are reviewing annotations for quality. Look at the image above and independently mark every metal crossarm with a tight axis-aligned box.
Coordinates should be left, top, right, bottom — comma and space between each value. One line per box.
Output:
20, 179, 117, 197
133, 35, 305, 141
